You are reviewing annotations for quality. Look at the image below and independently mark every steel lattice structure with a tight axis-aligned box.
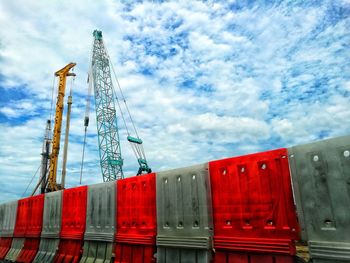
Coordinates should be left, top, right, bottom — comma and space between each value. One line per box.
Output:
91, 30, 123, 181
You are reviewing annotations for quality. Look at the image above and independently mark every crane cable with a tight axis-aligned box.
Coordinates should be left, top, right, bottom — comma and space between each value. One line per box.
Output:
49, 74, 57, 124
22, 164, 41, 197
29, 74, 56, 196
104, 43, 148, 165
80, 71, 91, 184
80, 39, 95, 184
104, 44, 139, 138
110, 60, 148, 163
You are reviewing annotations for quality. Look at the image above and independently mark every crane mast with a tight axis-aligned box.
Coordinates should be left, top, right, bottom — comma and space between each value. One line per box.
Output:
91, 30, 124, 181
61, 88, 73, 189
82, 30, 151, 182
47, 63, 76, 192
40, 120, 51, 194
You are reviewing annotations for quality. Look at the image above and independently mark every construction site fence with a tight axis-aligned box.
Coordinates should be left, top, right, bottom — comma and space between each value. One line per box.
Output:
0, 135, 349, 263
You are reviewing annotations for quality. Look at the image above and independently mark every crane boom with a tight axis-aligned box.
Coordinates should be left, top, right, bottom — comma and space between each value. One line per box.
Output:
47, 63, 76, 192
82, 30, 151, 182
91, 30, 124, 181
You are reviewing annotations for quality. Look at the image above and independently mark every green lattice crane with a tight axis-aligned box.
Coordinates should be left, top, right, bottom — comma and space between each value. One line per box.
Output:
81, 30, 151, 182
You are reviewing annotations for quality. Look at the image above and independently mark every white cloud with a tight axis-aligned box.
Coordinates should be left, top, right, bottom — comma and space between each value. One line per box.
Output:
0, 0, 349, 202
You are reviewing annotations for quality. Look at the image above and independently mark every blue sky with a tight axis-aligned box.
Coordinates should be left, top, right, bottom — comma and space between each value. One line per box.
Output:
0, 0, 349, 202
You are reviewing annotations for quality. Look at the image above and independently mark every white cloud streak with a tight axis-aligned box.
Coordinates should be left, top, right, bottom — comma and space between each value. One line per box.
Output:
0, 0, 349, 202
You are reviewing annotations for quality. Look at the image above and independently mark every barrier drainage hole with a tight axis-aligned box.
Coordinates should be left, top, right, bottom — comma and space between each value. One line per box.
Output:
177, 177, 181, 182
267, 220, 273, 225
261, 164, 266, 170
178, 221, 183, 227
344, 150, 350, 157
192, 175, 196, 180
222, 169, 227, 175
226, 220, 231, 226
324, 219, 332, 226
245, 220, 250, 225
240, 167, 245, 173
165, 222, 169, 227
193, 221, 199, 227
313, 155, 319, 162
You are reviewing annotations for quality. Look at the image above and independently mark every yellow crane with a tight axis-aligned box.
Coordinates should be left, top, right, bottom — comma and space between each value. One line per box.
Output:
47, 63, 76, 192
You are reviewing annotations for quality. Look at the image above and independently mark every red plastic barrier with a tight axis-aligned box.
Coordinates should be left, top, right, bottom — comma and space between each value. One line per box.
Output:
11, 195, 44, 262
60, 186, 87, 240
13, 195, 45, 238
16, 238, 40, 263
0, 237, 12, 259
54, 240, 83, 263
214, 251, 294, 263
209, 148, 299, 255
54, 186, 87, 263
13, 198, 29, 237
115, 173, 157, 263
115, 244, 155, 263
26, 195, 45, 237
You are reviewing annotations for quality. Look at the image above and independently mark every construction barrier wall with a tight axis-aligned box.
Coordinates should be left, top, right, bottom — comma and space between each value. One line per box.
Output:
156, 164, 213, 263
0, 135, 349, 262
6, 197, 35, 261
209, 148, 299, 262
7, 194, 44, 263
81, 181, 115, 263
289, 135, 350, 263
115, 173, 157, 263
54, 186, 87, 263
33, 190, 62, 263
0, 200, 17, 259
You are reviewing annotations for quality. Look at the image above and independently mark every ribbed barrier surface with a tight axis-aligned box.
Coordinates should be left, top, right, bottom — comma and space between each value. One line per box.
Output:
25, 195, 45, 238
16, 194, 44, 263
80, 181, 115, 263
289, 135, 350, 263
54, 186, 87, 263
6, 195, 44, 262
5, 237, 25, 262
214, 251, 295, 263
41, 191, 62, 238
16, 238, 40, 263
55, 239, 84, 263
33, 190, 62, 263
0, 237, 12, 259
6, 198, 28, 262
0, 200, 17, 259
0, 201, 18, 237
33, 238, 60, 263
13, 198, 29, 238
115, 173, 157, 263
209, 149, 299, 262
156, 164, 213, 262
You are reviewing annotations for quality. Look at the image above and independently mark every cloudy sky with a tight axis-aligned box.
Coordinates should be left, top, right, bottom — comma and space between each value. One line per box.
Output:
0, 0, 349, 202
